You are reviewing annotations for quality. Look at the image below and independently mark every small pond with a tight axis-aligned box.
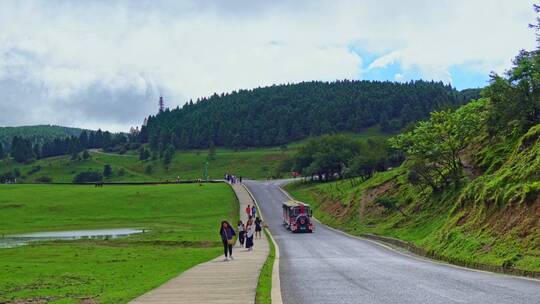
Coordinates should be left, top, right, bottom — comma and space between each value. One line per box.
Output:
0, 228, 144, 248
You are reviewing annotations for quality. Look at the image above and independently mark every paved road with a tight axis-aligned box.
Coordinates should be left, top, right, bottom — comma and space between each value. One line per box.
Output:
245, 180, 540, 304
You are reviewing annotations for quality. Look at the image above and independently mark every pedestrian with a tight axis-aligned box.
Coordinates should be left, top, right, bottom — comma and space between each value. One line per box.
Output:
245, 219, 255, 251
219, 220, 236, 261
255, 216, 262, 239
251, 205, 257, 218
245, 204, 251, 218
239, 176, 243, 183
237, 220, 245, 246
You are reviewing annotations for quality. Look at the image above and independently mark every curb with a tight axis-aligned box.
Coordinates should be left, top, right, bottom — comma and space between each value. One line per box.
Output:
277, 184, 540, 283
242, 183, 283, 304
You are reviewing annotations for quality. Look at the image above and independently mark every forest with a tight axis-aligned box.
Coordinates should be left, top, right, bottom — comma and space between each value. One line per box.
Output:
139, 80, 480, 151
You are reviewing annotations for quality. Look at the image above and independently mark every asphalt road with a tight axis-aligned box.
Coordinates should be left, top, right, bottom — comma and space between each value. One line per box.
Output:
244, 180, 540, 304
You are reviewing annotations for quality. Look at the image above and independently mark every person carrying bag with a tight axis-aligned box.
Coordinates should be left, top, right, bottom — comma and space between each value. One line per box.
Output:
219, 220, 236, 261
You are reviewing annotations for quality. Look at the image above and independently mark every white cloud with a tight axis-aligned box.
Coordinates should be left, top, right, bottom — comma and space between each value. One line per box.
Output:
0, 0, 536, 131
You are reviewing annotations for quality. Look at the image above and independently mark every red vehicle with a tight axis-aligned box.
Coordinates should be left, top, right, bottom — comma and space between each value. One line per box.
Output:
282, 200, 314, 233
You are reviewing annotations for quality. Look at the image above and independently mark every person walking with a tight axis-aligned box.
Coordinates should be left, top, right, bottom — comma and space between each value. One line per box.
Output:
251, 205, 257, 218
245, 204, 251, 218
254, 216, 262, 239
219, 221, 236, 261
237, 220, 245, 247
245, 219, 255, 251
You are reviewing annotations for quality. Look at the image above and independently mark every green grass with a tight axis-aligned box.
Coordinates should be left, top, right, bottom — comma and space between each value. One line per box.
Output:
0, 146, 295, 183
255, 229, 276, 304
0, 183, 238, 303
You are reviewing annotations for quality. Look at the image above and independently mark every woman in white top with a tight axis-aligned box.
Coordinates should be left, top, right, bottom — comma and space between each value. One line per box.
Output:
245, 219, 255, 251
237, 220, 245, 246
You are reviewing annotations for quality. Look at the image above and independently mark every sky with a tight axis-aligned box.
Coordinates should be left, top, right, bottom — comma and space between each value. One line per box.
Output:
0, 0, 537, 132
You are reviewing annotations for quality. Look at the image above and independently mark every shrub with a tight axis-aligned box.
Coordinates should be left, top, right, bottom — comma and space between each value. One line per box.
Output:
73, 171, 103, 183
35, 176, 52, 183
103, 164, 112, 177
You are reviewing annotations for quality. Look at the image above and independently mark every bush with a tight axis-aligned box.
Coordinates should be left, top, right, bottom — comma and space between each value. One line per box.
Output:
35, 176, 52, 183
82, 150, 90, 160
73, 171, 103, 183
103, 164, 112, 177
145, 165, 153, 175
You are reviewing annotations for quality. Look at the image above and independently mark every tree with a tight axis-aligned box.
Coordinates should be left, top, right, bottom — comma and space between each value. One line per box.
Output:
71, 151, 80, 161
82, 150, 90, 160
103, 164, 112, 177
10, 136, 33, 163
163, 144, 175, 166
145, 164, 153, 174
208, 140, 216, 160
390, 99, 486, 190
0, 142, 4, 159
33, 144, 41, 159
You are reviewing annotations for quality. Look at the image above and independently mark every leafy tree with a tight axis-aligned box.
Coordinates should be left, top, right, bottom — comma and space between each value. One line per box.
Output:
0, 142, 4, 159
10, 136, 33, 163
163, 144, 175, 166
82, 150, 90, 160
390, 100, 487, 190
103, 164, 112, 177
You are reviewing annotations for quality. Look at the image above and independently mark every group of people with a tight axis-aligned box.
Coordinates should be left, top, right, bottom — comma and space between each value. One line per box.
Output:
224, 173, 242, 184
218, 204, 264, 261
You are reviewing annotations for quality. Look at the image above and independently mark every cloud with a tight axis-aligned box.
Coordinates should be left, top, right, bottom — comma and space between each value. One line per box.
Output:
0, 0, 536, 131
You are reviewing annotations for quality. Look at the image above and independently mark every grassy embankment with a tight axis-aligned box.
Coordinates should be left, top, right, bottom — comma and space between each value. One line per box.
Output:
0, 183, 238, 303
285, 124, 540, 272
255, 229, 276, 304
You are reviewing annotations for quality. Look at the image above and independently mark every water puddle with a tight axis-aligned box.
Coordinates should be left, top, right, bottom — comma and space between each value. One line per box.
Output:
0, 228, 144, 248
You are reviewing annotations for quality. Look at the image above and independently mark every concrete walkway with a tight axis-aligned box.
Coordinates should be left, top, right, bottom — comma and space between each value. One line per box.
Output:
130, 183, 269, 304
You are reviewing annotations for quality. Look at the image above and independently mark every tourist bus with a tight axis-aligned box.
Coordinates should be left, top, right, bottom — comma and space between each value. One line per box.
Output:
282, 200, 314, 233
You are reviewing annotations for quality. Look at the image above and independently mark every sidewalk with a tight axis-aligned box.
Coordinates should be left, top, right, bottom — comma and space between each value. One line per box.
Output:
130, 183, 269, 304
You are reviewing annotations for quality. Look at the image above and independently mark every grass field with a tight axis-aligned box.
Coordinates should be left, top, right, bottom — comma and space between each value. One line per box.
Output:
0, 183, 238, 303
0, 146, 295, 183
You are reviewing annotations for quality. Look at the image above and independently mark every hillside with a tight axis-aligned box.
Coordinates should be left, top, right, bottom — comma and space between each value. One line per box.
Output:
284, 39, 540, 273
0, 125, 85, 150
141, 80, 479, 149
286, 123, 540, 272
0, 146, 296, 183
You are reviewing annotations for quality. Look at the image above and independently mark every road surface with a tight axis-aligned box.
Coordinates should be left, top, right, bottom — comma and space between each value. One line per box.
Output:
244, 180, 540, 304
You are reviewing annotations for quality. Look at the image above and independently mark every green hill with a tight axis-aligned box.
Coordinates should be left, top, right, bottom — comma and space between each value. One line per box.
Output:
0, 125, 86, 150
141, 80, 479, 149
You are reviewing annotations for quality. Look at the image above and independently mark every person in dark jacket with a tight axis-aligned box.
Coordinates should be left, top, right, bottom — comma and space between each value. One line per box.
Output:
219, 221, 236, 261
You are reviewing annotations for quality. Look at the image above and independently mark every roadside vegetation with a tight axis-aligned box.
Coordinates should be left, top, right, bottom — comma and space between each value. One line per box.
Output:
255, 229, 276, 304
285, 11, 540, 273
0, 183, 238, 303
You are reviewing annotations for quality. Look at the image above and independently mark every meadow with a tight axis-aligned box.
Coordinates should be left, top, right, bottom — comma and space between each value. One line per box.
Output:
0, 183, 238, 303
0, 146, 295, 183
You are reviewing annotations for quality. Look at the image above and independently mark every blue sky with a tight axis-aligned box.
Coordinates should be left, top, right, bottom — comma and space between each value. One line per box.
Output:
0, 0, 536, 131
